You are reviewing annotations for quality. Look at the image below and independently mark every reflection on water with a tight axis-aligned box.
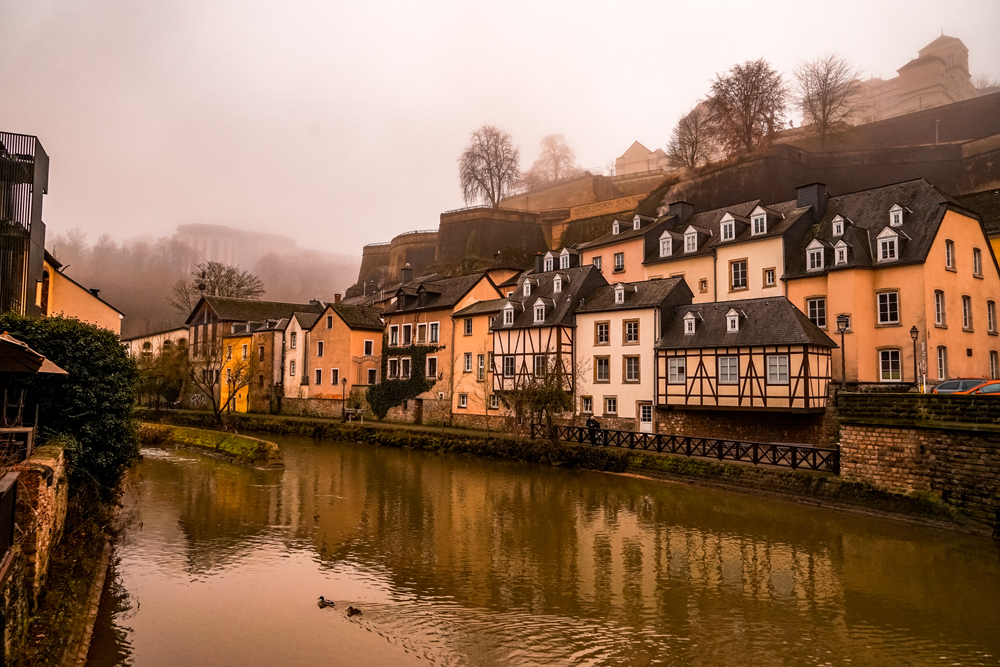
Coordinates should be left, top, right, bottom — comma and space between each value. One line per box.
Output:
87, 435, 1000, 666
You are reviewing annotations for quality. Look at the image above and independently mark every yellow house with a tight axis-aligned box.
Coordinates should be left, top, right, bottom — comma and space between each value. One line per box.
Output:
41, 252, 123, 334
450, 298, 505, 429
785, 179, 1000, 385
219, 331, 256, 413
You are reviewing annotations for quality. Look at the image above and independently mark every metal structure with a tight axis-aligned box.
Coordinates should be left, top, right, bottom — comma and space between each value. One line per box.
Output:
0, 472, 17, 568
531, 423, 840, 473
0, 132, 48, 317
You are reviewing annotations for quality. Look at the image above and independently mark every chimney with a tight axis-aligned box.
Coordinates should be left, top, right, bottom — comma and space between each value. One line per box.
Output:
88, 288, 100, 297
333, 293, 342, 304
796, 183, 827, 222
534, 252, 544, 274
400, 262, 413, 284
668, 202, 694, 224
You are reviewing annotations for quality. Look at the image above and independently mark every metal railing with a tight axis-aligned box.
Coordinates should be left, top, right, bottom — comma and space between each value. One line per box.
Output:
531, 424, 839, 474
0, 472, 18, 564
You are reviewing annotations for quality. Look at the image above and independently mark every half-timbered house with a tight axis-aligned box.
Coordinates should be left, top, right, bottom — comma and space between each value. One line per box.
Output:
655, 297, 836, 412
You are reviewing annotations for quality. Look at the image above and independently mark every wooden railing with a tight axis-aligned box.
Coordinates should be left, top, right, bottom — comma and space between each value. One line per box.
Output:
531, 424, 839, 474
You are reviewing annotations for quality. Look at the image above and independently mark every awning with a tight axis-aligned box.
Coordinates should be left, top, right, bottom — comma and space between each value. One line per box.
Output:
0, 332, 68, 375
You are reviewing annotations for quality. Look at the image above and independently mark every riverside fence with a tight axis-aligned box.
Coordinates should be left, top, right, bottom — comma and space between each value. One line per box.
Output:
531, 423, 840, 474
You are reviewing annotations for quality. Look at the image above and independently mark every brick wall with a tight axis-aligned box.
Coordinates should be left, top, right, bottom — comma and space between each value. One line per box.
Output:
282, 388, 374, 421
654, 408, 836, 446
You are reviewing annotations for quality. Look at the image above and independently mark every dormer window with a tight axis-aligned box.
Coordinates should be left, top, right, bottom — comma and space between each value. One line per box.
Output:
612, 220, 620, 234
659, 231, 672, 258
877, 228, 899, 262
503, 305, 514, 326
633, 215, 641, 231
544, 257, 553, 272
683, 312, 697, 334
559, 249, 570, 269
832, 215, 844, 237
614, 285, 626, 304
533, 302, 545, 323
889, 204, 904, 227
553, 276, 562, 293
806, 239, 825, 272
523, 281, 532, 297
684, 230, 697, 253
752, 214, 766, 235
726, 309, 741, 332
721, 214, 735, 241
835, 240, 848, 266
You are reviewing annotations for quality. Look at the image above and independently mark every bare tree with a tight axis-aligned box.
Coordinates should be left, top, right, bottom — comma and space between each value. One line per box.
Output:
706, 58, 788, 155
795, 54, 866, 147
169, 261, 266, 316
182, 335, 253, 427
972, 73, 1000, 93
666, 105, 716, 169
459, 125, 521, 207
528, 134, 580, 184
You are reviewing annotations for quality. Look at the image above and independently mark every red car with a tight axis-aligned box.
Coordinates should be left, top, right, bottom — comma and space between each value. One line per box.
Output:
955, 380, 1000, 395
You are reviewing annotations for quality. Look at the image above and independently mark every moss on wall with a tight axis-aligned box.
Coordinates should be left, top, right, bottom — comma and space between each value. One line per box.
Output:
140, 423, 284, 469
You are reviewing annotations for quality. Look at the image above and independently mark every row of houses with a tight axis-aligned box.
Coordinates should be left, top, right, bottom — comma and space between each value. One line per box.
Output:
124, 178, 1000, 433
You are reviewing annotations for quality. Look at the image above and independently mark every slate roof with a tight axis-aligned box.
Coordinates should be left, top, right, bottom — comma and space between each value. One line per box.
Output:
490, 265, 608, 331
186, 296, 325, 325
453, 298, 506, 317
292, 312, 321, 330
659, 297, 836, 350
577, 214, 660, 250
956, 188, 1000, 236
784, 179, 970, 278
576, 277, 688, 314
329, 304, 383, 331
382, 272, 496, 315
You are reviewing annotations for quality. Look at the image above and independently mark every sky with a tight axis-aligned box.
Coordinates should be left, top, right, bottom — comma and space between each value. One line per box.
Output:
2, 0, 999, 257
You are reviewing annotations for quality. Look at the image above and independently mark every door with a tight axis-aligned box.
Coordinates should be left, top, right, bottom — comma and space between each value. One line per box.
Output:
638, 403, 653, 433
414, 398, 423, 425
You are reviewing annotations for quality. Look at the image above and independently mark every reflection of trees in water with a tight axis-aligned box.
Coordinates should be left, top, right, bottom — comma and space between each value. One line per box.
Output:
84, 559, 136, 667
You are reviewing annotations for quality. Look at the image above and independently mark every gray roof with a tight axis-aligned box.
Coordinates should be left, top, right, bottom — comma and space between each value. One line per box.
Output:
658, 297, 837, 349
577, 214, 660, 250
185, 296, 325, 325
382, 272, 497, 315
490, 265, 608, 330
453, 298, 506, 317
576, 277, 689, 314
313, 304, 384, 331
956, 188, 1000, 236
293, 312, 321, 329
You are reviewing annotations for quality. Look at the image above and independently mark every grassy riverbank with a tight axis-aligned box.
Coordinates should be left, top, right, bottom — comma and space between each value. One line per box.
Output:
140, 423, 284, 468
136, 408, 975, 533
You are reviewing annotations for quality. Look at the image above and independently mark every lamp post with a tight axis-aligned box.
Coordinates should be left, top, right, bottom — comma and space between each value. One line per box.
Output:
341, 377, 348, 421
836, 314, 850, 386
910, 326, 919, 391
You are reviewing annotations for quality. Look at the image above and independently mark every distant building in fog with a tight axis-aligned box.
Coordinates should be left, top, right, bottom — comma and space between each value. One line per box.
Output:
614, 141, 669, 176
174, 223, 297, 271
858, 34, 980, 124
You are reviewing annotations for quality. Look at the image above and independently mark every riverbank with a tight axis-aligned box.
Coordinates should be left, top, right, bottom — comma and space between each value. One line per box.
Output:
139, 423, 284, 468
135, 408, 982, 535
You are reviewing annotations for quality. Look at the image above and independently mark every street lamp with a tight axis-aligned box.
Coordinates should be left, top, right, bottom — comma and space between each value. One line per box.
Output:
910, 326, 920, 390
341, 377, 348, 421
836, 314, 850, 386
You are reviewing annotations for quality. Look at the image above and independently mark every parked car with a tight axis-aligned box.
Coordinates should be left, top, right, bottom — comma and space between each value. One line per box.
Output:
931, 378, 988, 394
955, 380, 1000, 395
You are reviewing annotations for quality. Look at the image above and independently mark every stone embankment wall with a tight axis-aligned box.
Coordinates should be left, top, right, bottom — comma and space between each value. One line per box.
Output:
837, 393, 1000, 535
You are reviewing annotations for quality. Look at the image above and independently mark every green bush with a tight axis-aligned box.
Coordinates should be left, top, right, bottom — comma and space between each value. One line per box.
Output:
0, 313, 140, 498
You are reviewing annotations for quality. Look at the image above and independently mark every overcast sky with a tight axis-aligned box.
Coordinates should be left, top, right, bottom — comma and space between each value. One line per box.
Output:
3, 0, 999, 257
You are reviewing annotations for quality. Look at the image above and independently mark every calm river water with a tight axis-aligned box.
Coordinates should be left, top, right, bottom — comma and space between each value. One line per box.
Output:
85, 434, 1000, 667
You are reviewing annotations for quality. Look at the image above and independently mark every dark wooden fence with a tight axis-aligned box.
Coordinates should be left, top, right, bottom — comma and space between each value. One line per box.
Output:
531, 423, 839, 474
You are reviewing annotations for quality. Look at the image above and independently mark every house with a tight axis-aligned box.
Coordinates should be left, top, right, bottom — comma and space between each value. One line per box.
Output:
785, 179, 1000, 385
305, 304, 383, 408
491, 258, 608, 411
281, 312, 321, 399
577, 213, 661, 283
450, 298, 505, 429
655, 297, 836, 412
122, 326, 189, 360
379, 270, 503, 424
219, 318, 286, 414
41, 252, 124, 334
614, 141, 669, 176
575, 277, 693, 431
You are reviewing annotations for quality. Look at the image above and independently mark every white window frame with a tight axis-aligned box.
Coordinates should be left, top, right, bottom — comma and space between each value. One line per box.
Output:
974, 248, 983, 276
595, 357, 610, 382
426, 356, 438, 378
832, 216, 844, 236
604, 396, 617, 415
767, 355, 789, 384
327, 315, 333, 329
290, 360, 296, 376
290, 332, 297, 349
503, 306, 514, 326
364, 340, 374, 356
963, 295, 973, 330
524, 281, 532, 297
721, 218, 734, 241
596, 322, 609, 344
593, 256, 602, 272
937, 347, 948, 381
612, 221, 620, 234
659, 237, 671, 257
489, 394, 500, 409
807, 247, 824, 271
683, 314, 696, 334
668, 357, 686, 384
534, 304, 545, 323
559, 252, 570, 269
625, 320, 639, 344
878, 236, 897, 262
464, 352, 472, 373
880, 349, 901, 381
389, 325, 398, 346
731, 260, 747, 290
890, 204, 903, 227
991, 351, 999, 380
502, 355, 515, 377
534, 354, 546, 377
624, 356, 640, 382
615, 287, 625, 304
633, 215, 641, 230
368, 368, 378, 385
458, 394, 468, 409
477, 354, 485, 381
430, 322, 440, 343
401, 357, 412, 379
402, 324, 412, 345
878, 291, 899, 325
807, 298, 826, 328
727, 313, 739, 332
614, 252, 624, 271
581, 396, 593, 413
388, 358, 399, 378
945, 240, 955, 270
988, 300, 997, 333
684, 231, 697, 252
718, 356, 738, 384
752, 215, 766, 235
463, 319, 472, 336
835, 241, 848, 265
544, 257, 554, 272
935, 291, 946, 326
553, 276, 562, 293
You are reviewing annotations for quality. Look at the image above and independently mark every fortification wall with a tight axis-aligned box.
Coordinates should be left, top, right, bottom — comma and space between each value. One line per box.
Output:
436, 208, 547, 264
387, 231, 438, 280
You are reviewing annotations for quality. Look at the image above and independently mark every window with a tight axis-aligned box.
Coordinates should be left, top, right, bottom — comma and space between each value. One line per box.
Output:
767, 355, 789, 384
835, 245, 847, 265
878, 292, 899, 325
402, 324, 412, 345
659, 237, 671, 257
259, 345, 265, 362
624, 356, 640, 382
945, 240, 955, 270
989, 301, 997, 334
721, 220, 734, 241
315, 368, 323, 385
595, 357, 610, 382
290, 360, 296, 376
544, 257, 554, 272
807, 248, 824, 271
683, 313, 697, 334
727, 312, 739, 332
832, 216, 844, 236
534, 304, 545, 323
327, 315, 333, 329
503, 307, 514, 326
390, 325, 399, 346
668, 357, 686, 384
684, 231, 697, 252
460, 352, 470, 373
991, 351, 999, 380
241, 344, 247, 360
401, 358, 411, 379
613, 221, 620, 234
259, 374, 264, 387
290, 333, 297, 349
581, 396, 593, 413
937, 347, 948, 380
880, 350, 901, 381
974, 248, 982, 277
553, 276, 562, 293
534, 355, 546, 377
560, 253, 570, 270
503, 355, 515, 377
614, 253, 624, 272
963, 295, 973, 330
604, 397, 618, 415
458, 394, 468, 408
416, 323, 427, 343
427, 356, 438, 378
624, 320, 639, 344
730, 260, 747, 290
763, 268, 775, 287
368, 368, 378, 384
878, 236, 897, 262
752, 214, 766, 235
614, 287, 625, 304
226, 368, 231, 383
719, 356, 738, 384
364, 340, 374, 356
596, 322, 609, 344
331, 368, 339, 385
524, 281, 532, 297
633, 215, 641, 230
890, 205, 903, 227
388, 358, 399, 377
425, 322, 438, 343
489, 394, 500, 409
699, 278, 708, 292
807, 298, 826, 328
935, 291, 946, 326
593, 256, 602, 271
317, 341, 324, 357
477, 354, 485, 380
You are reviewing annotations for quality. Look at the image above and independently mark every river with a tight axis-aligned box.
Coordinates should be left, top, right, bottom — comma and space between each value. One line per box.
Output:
85, 433, 1000, 666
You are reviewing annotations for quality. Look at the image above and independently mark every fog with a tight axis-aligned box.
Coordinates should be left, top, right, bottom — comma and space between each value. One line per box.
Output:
2, 1, 999, 258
